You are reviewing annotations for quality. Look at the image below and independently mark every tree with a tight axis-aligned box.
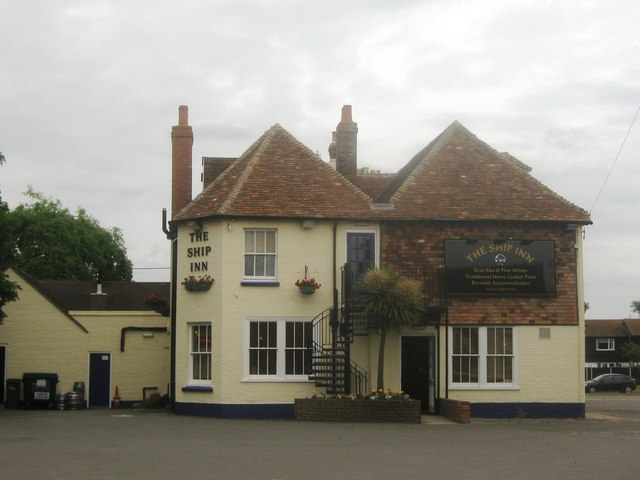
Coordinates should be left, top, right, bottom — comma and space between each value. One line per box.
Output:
621, 341, 640, 364
632, 301, 640, 316
0, 151, 21, 322
0, 195, 20, 322
356, 268, 424, 390
6, 188, 133, 281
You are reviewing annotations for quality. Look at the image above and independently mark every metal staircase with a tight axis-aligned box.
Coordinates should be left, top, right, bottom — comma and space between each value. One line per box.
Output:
308, 305, 369, 395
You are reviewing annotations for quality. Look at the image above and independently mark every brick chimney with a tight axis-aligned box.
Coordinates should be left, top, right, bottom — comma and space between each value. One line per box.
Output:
171, 105, 193, 218
328, 131, 337, 169
335, 105, 357, 178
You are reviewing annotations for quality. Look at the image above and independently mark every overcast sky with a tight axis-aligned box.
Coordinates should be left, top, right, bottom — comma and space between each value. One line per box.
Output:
1, 0, 638, 319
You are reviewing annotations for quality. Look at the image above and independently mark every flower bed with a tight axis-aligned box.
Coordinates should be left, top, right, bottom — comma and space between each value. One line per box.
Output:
294, 396, 421, 424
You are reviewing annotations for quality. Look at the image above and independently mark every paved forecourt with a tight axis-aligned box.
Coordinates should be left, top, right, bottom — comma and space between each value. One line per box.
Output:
0, 403, 638, 480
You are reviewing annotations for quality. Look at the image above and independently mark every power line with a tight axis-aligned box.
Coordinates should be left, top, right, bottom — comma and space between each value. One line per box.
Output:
589, 103, 640, 215
132, 267, 170, 270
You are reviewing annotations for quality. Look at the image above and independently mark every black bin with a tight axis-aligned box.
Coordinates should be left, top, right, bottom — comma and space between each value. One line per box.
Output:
5, 379, 22, 409
22, 373, 58, 409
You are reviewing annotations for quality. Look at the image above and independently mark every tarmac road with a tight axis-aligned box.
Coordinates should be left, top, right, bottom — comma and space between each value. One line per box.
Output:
1, 396, 638, 480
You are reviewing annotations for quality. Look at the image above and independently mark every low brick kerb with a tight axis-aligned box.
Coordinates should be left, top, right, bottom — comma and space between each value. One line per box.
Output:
294, 398, 421, 424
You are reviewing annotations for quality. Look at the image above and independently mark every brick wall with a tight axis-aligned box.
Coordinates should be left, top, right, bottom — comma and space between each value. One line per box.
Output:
381, 221, 579, 325
439, 398, 471, 423
294, 398, 421, 423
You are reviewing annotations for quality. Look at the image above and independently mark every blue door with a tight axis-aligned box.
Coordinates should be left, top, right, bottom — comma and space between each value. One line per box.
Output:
89, 353, 111, 408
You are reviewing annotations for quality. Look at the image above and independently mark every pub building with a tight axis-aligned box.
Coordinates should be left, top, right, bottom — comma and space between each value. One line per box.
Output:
167, 105, 591, 419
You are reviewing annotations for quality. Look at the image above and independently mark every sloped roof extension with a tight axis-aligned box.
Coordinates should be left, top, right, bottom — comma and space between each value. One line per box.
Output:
624, 318, 640, 336
9, 267, 168, 313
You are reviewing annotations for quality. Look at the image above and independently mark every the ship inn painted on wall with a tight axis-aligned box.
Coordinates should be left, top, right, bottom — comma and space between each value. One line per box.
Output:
167, 105, 591, 419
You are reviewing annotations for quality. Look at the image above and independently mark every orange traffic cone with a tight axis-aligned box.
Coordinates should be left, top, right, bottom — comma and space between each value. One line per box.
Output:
113, 385, 121, 409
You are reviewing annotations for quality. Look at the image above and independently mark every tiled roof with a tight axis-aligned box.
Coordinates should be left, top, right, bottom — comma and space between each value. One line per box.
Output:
174, 124, 374, 220
350, 174, 396, 198
174, 119, 591, 224
624, 318, 640, 336
12, 268, 169, 312
202, 157, 236, 187
376, 121, 591, 222
585, 319, 628, 337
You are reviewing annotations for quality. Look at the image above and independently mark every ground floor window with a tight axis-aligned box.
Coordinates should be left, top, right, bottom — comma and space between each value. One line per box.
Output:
450, 326, 517, 389
245, 318, 312, 381
189, 324, 212, 385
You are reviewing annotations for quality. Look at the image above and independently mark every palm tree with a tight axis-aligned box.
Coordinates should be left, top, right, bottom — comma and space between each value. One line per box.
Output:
356, 268, 424, 390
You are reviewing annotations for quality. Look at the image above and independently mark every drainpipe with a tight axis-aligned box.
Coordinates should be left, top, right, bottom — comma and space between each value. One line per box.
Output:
445, 309, 449, 400
163, 208, 178, 412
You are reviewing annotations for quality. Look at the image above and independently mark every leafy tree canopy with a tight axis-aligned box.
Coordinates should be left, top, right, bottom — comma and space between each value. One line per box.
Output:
0, 193, 20, 322
621, 341, 640, 363
632, 300, 640, 316
6, 188, 133, 282
1, 152, 21, 321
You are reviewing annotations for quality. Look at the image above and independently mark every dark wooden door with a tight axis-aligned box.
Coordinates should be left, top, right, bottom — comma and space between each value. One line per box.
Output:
401, 336, 430, 412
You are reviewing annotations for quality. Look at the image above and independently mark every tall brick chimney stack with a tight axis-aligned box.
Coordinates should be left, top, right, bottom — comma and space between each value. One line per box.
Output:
335, 105, 358, 178
328, 131, 337, 169
171, 105, 193, 218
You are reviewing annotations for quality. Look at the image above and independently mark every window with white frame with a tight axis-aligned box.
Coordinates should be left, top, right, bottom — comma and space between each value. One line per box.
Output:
595, 338, 615, 351
450, 326, 517, 388
246, 319, 312, 380
189, 324, 212, 385
244, 229, 277, 279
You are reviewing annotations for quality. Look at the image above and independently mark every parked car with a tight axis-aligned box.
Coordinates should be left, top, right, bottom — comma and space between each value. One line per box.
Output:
585, 374, 637, 393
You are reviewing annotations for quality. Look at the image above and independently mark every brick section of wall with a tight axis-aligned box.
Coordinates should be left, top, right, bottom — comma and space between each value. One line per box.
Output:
294, 398, 421, 423
440, 398, 471, 423
381, 222, 579, 325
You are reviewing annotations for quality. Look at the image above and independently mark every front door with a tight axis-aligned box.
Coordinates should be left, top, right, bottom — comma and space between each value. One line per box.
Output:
89, 353, 111, 408
401, 336, 435, 413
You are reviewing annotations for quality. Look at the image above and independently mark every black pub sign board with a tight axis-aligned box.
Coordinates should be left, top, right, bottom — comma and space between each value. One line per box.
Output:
445, 240, 555, 296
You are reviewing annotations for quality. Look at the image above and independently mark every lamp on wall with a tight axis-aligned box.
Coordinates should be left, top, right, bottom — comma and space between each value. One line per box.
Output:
187, 220, 203, 231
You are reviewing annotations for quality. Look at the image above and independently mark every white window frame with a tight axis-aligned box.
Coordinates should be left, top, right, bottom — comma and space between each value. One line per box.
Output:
595, 338, 615, 351
188, 323, 212, 387
449, 326, 518, 390
243, 318, 314, 382
243, 229, 277, 281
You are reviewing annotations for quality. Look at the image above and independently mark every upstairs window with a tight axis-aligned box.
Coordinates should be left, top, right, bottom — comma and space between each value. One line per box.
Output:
244, 230, 277, 280
596, 338, 615, 351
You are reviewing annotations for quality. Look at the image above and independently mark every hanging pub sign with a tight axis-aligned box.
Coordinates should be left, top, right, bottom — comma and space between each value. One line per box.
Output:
445, 240, 555, 296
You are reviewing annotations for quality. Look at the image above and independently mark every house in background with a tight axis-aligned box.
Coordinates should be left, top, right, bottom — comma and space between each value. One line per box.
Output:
585, 318, 640, 380
1, 267, 170, 407
167, 105, 591, 419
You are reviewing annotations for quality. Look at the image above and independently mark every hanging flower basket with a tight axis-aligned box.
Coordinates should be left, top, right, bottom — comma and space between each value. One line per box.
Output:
182, 275, 214, 292
295, 266, 321, 295
298, 283, 318, 295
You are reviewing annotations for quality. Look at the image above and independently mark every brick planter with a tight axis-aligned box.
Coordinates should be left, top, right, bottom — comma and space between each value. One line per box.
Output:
294, 398, 421, 424
439, 399, 471, 423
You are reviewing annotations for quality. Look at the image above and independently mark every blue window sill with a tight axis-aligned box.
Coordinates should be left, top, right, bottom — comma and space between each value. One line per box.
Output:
181, 386, 213, 393
241, 281, 280, 287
